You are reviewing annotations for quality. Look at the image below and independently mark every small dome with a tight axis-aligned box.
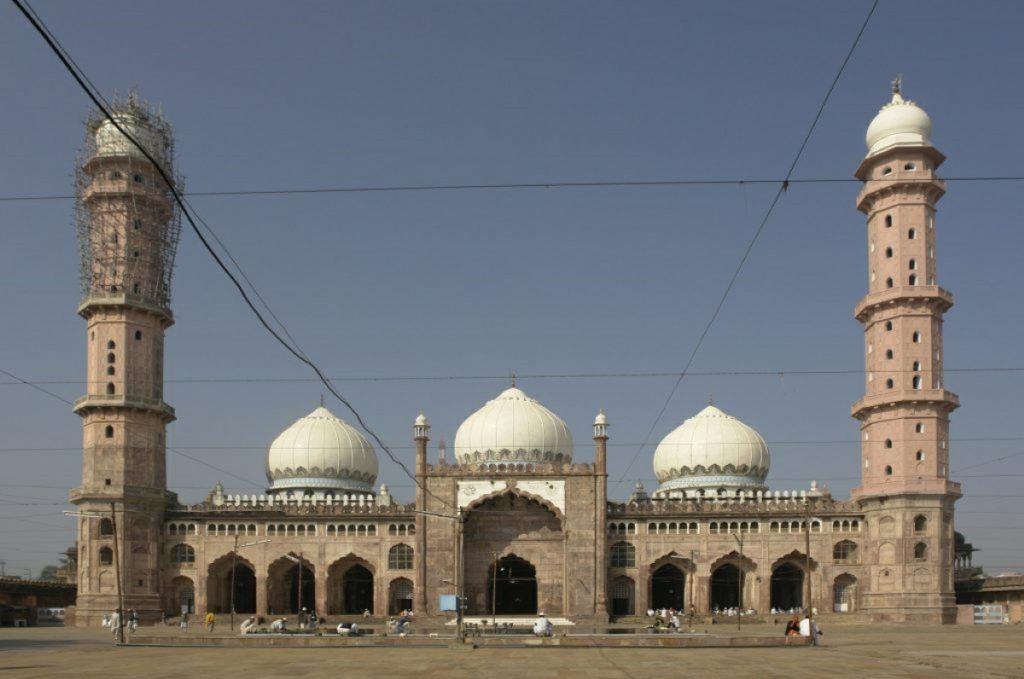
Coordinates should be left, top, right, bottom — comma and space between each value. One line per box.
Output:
594, 410, 608, 426
653, 405, 770, 494
414, 412, 429, 427
865, 85, 932, 156
266, 406, 378, 494
93, 113, 170, 165
454, 387, 573, 465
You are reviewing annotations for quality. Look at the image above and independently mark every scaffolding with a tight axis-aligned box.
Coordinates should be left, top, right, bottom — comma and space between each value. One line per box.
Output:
75, 92, 182, 312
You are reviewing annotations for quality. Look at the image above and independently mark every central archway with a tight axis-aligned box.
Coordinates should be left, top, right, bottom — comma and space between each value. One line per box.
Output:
268, 556, 315, 614
650, 564, 685, 611
207, 553, 255, 614
487, 554, 537, 615
344, 565, 374, 614
770, 563, 804, 611
710, 563, 742, 610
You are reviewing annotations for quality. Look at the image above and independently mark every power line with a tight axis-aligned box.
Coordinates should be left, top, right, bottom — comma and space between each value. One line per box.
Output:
3, 365, 1023, 387
2, 176, 1023, 203
615, 0, 880, 490
11, 0, 451, 512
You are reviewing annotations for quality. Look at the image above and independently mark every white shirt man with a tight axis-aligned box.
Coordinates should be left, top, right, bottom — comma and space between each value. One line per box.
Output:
337, 622, 359, 636
270, 618, 287, 632
240, 617, 257, 634
799, 616, 820, 643
533, 613, 553, 637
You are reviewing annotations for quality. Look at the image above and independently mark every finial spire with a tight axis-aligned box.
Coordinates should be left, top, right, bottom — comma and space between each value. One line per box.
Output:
320, 393, 325, 407
892, 74, 902, 95
510, 371, 516, 388
708, 393, 714, 406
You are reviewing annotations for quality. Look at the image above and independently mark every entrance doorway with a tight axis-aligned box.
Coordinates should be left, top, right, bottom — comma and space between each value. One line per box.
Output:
343, 565, 374, 614
228, 564, 256, 614
833, 574, 856, 613
770, 563, 804, 611
487, 555, 537, 615
650, 564, 685, 610
710, 563, 742, 610
389, 578, 413, 614
611, 577, 635, 616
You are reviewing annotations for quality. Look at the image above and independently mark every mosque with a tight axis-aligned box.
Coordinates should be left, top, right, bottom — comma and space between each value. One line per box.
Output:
69, 82, 962, 626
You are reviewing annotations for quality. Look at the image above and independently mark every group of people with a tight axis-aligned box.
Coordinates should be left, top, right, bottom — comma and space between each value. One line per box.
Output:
783, 614, 822, 643
101, 609, 139, 638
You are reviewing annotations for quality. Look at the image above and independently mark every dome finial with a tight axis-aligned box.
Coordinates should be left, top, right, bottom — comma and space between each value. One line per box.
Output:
708, 393, 714, 406
320, 393, 325, 407
510, 371, 516, 388
892, 74, 902, 95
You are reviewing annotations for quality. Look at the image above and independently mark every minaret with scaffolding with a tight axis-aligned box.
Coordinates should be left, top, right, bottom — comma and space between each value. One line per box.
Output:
70, 93, 181, 625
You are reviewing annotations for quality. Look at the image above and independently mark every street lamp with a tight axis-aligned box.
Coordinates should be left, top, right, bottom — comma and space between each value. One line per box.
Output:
64, 505, 124, 644
733, 527, 744, 632
230, 537, 270, 631
282, 551, 306, 623
669, 551, 699, 633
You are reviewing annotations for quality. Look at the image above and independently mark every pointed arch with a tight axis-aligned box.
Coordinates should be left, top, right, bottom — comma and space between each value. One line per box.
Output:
207, 552, 256, 614
267, 554, 315, 614
464, 486, 564, 527
326, 554, 376, 615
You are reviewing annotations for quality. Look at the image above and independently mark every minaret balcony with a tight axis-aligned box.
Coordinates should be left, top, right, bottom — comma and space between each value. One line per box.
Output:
854, 285, 953, 322
80, 180, 172, 208
851, 388, 959, 420
73, 394, 176, 422
78, 293, 173, 324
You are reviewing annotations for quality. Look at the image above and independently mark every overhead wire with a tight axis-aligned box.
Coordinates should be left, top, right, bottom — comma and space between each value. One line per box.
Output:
11, 0, 454, 513
614, 0, 880, 491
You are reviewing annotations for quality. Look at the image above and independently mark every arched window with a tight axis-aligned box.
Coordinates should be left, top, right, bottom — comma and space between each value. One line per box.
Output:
914, 516, 927, 533
882, 167, 893, 177
170, 544, 195, 565
99, 518, 114, 536
913, 331, 921, 343
106, 383, 115, 395
107, 353, 116, 364
885, 321, 893, 331
135, 331, 142, 340
914, 543, 928, 560
915, 422, 924, 433
916, 450, 924, 461
106, 366, 115, 376
884, 465, 893, 476
885, 349, 894, 360
104, 425, 114, 439
904, 162, 916, 171
99, 547, 113, 565
132, 173, 143, 183
388, 544, 414, 570
885, 215, 893, 227
886, 378, 894, 389
107, 340, 116, 350
908, 228, 916, 239
885, 247, 893, 258
913, 375, 922, 389
885, 277, 894, 289
909, 258, 917, 270
833, 540, 857, 562
610, 542, 636, 568
909, 274, 917, 285
884, 438, 893, 449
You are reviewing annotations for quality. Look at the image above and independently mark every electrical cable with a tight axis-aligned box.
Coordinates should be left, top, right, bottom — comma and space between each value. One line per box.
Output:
615, 0, 880, 490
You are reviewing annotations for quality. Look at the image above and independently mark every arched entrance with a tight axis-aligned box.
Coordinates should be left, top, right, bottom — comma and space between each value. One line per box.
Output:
267, 556, 315, 614
610, 577, 635, 616
326, 556, 375, 615
167, 576, 194, 615
650, 564, 685, 610
344, 565, 374, 614
389, 578, 413, 614
207, 554, 255, 614
710, 563, 742, 610
770, 563, 804, 611
487, 554, 537, 615
833, 574, 857, 613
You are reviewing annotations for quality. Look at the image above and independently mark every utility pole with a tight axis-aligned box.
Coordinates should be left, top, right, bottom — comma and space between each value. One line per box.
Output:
804, 500, 816, 645
109, 502, 124, 644
733, 527, 743, 632
457, 507, 465, 643
230, 537, 271, 631
491, 552, 498, 628
688, 550, 699, 633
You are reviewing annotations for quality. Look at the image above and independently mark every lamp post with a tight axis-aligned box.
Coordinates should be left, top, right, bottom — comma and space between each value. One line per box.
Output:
282, 552, 305, 622
230, 537, 270, 631
732, 526, 744, 632
64, 505, 125, 644
804, 499, 816, 645
491, 552, 499, 629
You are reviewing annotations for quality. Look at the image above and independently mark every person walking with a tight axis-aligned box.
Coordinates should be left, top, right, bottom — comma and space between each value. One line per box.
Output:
205, 610, 215, 633
109, 610, 121, 641
127, 609, 139, 634
179, 612, 189, 633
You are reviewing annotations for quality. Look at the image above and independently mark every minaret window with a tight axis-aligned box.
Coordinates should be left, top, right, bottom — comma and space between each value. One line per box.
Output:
884, 438, 893, 449
99, 547, 113, 565
885, 321, 893, 331
885, 277, 894, 289
909, 259, 917, 270
107, 353, 115, 364
106, 366, 115, 376
104, 425, 114, 438
914, 543, 928, 560
885, 349, 893, 360
109, 171, 121, 180
99, 518, 113, 535
915, 423, 924, 433
885, 247, 893, 258
135, 331, 143, 340
886, 378, 894, 389
909, 275, 918, 286
908, 228, 916, 239
916, 450, 925, 461
885, 215, 893, 228
133, 219, 142, 230
912, 361, 920, 371
912, 376, 922, 389
106, 383, 115, 395
107, 340, 116, 350
912, 332, 921, 343
132, 173, 143, 183
132, 283, 141, 294
904, 163, 916, 171
884, 465, 893, 476
882, 166, 893, 176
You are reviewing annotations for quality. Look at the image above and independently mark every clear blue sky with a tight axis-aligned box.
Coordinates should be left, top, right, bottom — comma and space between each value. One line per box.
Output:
1, 0, 1022, 577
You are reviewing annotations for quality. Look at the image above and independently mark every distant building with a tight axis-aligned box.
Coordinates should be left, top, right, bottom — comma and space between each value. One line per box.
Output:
70, 83, 962, 625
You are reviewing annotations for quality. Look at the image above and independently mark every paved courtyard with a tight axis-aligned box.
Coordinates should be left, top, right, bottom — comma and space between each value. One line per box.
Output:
1, 624, 1022, 678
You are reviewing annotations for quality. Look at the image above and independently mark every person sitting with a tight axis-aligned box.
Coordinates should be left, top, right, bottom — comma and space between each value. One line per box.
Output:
668, 612, 680, 630
270, 617, 288, 633
533, 612, 553, 637
240, 616, 257, 634
784, 615, 801, 636
395, 614, 411, 636
337, 622, 359, 636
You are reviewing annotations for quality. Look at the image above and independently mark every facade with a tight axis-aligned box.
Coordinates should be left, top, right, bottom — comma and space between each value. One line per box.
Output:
71, 83, 961, 626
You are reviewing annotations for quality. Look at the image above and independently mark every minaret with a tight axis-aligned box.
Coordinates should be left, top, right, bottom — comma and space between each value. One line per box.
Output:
69, 94, 181, 625
851, 80, 960, 623
593, 410, 609, 617
413, 412, 430, 614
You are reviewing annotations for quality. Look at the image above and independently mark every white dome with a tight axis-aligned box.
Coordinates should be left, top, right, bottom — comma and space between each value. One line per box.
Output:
653, 405, 770, 493
454, 387, 573, 465
265, 406, 378, 493
865, 88, 932, 156
93, 113, 170, 166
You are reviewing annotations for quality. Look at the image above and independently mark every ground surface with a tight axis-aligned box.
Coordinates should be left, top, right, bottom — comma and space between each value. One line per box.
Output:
1, 624, 1022, 678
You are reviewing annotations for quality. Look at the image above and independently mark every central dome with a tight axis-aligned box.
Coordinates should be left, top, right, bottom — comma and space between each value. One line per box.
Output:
653, 405, 770, 494
454, 387, 573, 465
265, 406, 378, 494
